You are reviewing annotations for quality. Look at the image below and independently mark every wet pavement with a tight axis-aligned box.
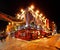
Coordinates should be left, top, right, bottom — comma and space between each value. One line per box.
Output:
0, 34, 60, 50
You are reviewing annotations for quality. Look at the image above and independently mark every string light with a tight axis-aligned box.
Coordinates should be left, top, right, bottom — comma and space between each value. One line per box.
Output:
21, 9, 25, 14
28, 5, 34, 11
36, 10, 39, 14
9, 22, 11, 25
17, 14, 20, 19
39, 13, 43, 17
30, 5, 34, 9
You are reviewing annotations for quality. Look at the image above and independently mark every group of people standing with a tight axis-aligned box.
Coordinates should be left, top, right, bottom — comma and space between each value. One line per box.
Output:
0, 32, 7, 42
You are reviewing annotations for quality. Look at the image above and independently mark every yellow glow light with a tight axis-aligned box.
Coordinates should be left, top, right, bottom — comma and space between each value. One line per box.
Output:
12, 22, 14, 25
21, 14, 25, 19
28, 7, 31, 11
30, 5, 34, 9
35, 10, 40, 17
21, 9, 25, 14
28, 5, 34, 11
42, 16, 45, 20
35, 10, 39, 17
17, 14, 20, 17
17, 17, 20, 19
36, 10, 39, 13
39, 13, 43, 17
17, 14, 20, 19
21, 9, 24, 12
9, 22, 10, 25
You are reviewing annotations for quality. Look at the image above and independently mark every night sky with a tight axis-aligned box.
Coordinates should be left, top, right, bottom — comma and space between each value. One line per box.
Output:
0, 0, 60, 31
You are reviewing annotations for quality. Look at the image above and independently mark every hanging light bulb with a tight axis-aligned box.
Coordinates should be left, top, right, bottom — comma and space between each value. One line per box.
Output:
17, 14, 20, 19
39, 13, 43, 18
9, 22, 11, 25
36, 10, 39, 14
21, 14, 25, 19
21, 9, 25, 14
30, 5, 34, 10
21, 9, 24, 12
42, 16, 45, 20
28, 5, 34, 11
35, 10, 39, 17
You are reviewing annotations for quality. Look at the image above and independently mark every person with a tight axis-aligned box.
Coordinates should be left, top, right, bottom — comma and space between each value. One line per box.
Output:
0, 34, 3, 42
0, 33, 7, 42
52, 22, 57, 35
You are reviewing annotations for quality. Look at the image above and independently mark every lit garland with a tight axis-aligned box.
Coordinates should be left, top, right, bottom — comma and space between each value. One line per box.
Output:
16, 5, 46, 23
